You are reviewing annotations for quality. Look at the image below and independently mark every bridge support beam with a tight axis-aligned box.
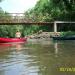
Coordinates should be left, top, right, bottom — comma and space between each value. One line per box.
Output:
54, 21, 57, 32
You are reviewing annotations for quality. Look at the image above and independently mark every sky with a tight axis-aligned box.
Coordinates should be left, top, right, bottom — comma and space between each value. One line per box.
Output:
0, 0, 38, 13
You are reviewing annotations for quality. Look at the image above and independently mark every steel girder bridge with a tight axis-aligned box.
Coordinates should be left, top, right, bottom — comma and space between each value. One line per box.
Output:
0, 13, 75, 32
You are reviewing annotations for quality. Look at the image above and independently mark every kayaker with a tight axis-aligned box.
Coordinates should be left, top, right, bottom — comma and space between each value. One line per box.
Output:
15, 30, 21, 38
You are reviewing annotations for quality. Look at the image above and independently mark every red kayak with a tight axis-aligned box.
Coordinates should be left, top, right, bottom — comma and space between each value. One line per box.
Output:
0, 37, 27, 43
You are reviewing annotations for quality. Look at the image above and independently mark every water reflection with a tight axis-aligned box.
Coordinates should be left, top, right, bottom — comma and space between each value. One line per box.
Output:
54, 43, 58, 57
13, 43, 23, 52
0, 40, 75, 75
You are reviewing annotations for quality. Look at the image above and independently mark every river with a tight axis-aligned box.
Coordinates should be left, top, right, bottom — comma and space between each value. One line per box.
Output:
0, 39, 75, 75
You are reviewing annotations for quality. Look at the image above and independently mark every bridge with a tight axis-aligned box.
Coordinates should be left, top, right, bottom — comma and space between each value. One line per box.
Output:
0, 13, 75, 32
0, 13, 53, 25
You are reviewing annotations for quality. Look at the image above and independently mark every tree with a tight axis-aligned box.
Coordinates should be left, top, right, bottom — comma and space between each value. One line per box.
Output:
31, 0, 75, 21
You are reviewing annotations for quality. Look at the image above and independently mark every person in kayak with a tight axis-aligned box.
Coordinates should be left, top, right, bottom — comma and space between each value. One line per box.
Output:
15, 30, 21, 38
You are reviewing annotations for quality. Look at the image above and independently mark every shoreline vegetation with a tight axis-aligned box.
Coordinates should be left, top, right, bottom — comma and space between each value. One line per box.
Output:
0, 24, 75, 39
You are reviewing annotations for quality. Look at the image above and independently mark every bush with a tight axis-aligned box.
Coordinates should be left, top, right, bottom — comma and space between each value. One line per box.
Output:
60, 31, 75, 37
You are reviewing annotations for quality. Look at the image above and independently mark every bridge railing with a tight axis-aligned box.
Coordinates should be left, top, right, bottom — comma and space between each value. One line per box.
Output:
0, 13, 54, 24
0, 13, 33, 23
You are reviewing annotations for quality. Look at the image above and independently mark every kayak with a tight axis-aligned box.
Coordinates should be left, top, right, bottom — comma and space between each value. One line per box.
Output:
51, 36, 75, 40
0, 37, 27, 43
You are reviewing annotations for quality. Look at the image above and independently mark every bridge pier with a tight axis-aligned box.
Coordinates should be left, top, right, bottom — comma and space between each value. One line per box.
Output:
54, 21, 57, 32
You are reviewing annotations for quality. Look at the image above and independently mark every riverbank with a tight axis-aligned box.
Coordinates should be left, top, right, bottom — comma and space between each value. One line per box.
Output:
27, 32, 60, 40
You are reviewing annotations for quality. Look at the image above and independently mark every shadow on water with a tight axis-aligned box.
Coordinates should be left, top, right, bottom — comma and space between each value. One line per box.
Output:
0, 40, 75, 75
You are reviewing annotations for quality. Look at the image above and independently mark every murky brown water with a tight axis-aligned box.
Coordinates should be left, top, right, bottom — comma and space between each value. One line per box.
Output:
0, 40, 75, 75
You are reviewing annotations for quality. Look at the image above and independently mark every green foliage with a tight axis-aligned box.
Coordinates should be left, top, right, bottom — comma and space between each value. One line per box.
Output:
60, 31, 75, 37
28, 0, 75, 21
